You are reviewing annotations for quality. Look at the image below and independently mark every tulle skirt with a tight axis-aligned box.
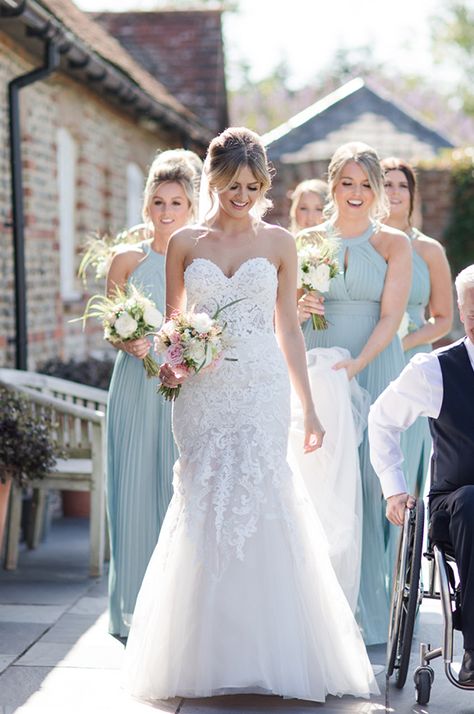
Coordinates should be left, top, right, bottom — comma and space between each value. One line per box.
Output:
288, 347, 367, 611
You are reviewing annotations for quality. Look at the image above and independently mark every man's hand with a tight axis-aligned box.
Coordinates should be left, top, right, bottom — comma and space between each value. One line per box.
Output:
386, 492, 416, 526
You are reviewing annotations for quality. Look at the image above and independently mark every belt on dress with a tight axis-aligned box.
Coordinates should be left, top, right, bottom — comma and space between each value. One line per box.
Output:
324, 300, 380, 317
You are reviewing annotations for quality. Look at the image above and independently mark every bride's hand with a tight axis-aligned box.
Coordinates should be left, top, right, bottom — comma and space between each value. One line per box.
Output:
159, 363, 188, 388
303, 410, 325, 453
297, 292, 324, 324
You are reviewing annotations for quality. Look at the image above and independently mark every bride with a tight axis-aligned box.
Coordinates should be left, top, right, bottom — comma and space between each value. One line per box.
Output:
122, 127, 379, 703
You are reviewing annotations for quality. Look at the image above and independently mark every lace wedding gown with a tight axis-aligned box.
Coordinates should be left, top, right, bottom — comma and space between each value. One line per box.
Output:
122, 257, 379, 702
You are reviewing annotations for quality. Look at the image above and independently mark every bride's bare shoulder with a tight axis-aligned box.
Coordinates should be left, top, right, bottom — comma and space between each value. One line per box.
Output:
259, 221, 293, 244
168, 224, 211, 252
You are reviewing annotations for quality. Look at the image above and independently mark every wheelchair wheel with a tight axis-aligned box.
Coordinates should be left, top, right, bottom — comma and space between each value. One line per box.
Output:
414, 666, 433, 705
386, 498, 424, 688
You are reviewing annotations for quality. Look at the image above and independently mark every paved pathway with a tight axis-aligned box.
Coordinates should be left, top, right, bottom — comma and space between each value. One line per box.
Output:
0, 518, 473, 713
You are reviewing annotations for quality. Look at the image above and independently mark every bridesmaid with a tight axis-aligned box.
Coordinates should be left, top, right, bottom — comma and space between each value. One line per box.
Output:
297, 142, 411, 645
382, 157, 452, 497
288, 178, 329, 234
106, 152, 200, 639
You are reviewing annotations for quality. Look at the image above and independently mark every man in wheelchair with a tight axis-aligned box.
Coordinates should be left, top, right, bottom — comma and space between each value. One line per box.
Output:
368, 264, 474, 686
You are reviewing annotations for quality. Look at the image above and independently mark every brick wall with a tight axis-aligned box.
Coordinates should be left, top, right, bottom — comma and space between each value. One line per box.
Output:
1, 32, 179, 370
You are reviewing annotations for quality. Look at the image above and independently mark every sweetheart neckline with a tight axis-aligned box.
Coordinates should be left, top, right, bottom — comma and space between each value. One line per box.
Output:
184, 256, 277, 281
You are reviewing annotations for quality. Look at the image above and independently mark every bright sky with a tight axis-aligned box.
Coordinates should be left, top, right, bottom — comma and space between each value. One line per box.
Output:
75, 0, 448, 89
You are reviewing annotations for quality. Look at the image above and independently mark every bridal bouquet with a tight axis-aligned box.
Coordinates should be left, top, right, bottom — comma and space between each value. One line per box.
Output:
296, 231, 339, 330
154, 301, 241, 401
78, 225, 146, 284
76, 284, 163, 377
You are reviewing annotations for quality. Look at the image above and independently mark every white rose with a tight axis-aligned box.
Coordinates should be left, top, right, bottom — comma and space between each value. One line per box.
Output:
153, 332, 168, 354
143, 304, 163, 328
313, 263, 331, 292
189, 312, 213, 334
185, 339, 206, 365
397, 311, 410, 340
105, 312, 117, 326
114, 312, 138, 339
161, 319, 176, 336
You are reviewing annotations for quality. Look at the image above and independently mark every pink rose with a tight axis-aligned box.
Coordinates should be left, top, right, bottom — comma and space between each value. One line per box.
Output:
169, 331, 181, 344
165, 343, 184, 366
172, 364, 191, 379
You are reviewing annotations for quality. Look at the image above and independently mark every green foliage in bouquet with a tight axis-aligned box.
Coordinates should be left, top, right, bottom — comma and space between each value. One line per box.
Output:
75, 284, 163, 378
78, 225, 147, 285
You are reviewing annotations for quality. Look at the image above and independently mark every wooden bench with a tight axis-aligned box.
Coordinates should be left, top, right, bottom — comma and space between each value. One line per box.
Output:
0, 369, 108, 577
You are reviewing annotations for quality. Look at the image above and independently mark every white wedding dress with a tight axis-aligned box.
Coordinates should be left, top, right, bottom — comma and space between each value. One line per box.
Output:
122, 257, 379, 702
288, 347, 368, 612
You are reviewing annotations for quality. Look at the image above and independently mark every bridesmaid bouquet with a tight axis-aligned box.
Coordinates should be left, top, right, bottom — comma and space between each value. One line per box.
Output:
76, 284, 163, 377
397, 311, 418, 340
78, 225, 146, 285
154, 301, 241, 401
296, 232, 339, 330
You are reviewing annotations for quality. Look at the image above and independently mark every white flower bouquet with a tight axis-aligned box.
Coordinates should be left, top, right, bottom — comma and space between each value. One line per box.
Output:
296, 231, 339, 330
76, 284, 163, 377
397, 311, 418, 340
154, 301, 241, 401
78, 225, 146, 284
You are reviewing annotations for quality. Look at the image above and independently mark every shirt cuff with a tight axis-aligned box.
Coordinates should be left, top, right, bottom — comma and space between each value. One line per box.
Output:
378, 468, 409, 500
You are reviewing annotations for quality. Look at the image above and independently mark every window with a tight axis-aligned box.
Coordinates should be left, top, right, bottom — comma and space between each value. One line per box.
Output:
57, 128, 79, 300
126, 162, 144, 228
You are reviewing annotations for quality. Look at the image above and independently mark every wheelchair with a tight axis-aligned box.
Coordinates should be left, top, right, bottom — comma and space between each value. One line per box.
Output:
386, 498, 470, 705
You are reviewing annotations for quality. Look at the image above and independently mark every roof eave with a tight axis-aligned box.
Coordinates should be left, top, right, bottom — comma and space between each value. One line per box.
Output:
0, 0, 212, 146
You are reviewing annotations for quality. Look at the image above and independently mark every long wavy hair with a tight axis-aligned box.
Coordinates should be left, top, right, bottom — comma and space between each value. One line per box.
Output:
324, 142, 389, 223
381, 156, 417, 220
288, 179, 329, 234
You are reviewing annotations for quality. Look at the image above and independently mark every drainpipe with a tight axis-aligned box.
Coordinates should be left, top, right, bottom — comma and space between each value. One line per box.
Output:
8, 38, 60, 370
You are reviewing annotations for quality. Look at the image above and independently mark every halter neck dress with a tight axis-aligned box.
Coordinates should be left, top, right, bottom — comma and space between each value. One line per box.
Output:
303, 221, 406, 645
107, 241, 177, 637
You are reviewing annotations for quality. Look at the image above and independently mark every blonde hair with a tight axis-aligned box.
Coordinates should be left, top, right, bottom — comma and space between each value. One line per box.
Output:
455, 265, 474, 305
325, 142, 389, 223
142, 154, 198, 225
203, 126, 273, 220
289, 179, 329, 234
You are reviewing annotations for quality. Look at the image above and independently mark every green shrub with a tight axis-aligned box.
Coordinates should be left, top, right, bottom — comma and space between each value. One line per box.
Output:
0, 384, 62, 485
37, 356, 114, 390
443, 149, 474, 275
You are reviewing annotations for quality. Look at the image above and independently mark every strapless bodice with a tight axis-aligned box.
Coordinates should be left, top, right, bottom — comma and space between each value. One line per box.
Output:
184, 256, 277, 339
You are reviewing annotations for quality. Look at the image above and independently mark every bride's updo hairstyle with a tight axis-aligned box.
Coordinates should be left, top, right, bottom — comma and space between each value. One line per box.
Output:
324, 141, 389, 223
203, 126, 273, 220
142, 153, 198, 227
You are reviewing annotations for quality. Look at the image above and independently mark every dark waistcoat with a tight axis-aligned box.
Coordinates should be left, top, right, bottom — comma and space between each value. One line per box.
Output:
429, 339, 474, 498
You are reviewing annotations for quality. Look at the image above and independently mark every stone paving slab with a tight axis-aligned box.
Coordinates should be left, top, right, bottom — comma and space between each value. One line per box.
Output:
0, 604, 67, 624
0, 655, 17, 675
0, 580, 87, 605
39, 613, 104, 643
0, 623, 46, 657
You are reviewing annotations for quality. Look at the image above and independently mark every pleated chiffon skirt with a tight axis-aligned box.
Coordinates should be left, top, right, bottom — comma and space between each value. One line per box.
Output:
107, 350, 177, 636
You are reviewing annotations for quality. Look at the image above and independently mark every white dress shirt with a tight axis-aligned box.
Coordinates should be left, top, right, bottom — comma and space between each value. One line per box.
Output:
368, 337, 474, 499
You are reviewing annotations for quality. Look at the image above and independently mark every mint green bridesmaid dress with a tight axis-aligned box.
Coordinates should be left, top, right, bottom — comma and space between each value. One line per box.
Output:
302, 222, 406, 645
403, 229, 432, 495
107, 242, 177, 637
